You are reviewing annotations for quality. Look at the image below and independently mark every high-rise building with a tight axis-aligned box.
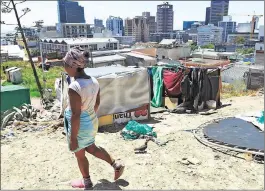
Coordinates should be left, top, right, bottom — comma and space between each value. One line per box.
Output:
94, 18, 104, 28
209, 0, 229, 26
142, 12, 156, 34
125, 16, 150, 42
124, 18, 133, 36
106, 16, 123, 36
205, 7, 211, 25
197, 24, 223, 46
132, 16, 150, 42
156, 2, 174, 33
218, 16, 236, 42
57, 0, 85, 23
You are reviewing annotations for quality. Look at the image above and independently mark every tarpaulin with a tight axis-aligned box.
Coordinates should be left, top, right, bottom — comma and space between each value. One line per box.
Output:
151, 67, 163, 108
163, 69, 184, 97
60, 66, 150, 117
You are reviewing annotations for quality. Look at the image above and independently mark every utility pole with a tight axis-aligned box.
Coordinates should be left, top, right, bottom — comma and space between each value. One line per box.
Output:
10, 0, 43, 98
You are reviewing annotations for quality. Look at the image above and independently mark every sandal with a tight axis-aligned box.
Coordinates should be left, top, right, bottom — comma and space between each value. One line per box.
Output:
112, 160, 125, 181
71, 178, 93, 190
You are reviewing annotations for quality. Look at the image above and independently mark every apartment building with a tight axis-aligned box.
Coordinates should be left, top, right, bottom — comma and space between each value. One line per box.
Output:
56, 23, 93, 38
124, 18, 133, 36
156, 2, 174, 33
218, 16, 236, 42
106, 16, 123, 36
142, 12, 156, 34
197, 24, 223, 46
125, 16, 150, 42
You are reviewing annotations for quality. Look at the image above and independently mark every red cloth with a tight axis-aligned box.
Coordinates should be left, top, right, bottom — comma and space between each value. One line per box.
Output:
163, 69, 184, 97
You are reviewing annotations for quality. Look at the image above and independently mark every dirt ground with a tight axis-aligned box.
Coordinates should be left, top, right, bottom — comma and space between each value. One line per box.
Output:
1, 95, 264, 190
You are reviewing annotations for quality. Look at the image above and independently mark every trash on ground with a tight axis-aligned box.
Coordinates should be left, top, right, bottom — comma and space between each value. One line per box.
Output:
121, 120, 157, 140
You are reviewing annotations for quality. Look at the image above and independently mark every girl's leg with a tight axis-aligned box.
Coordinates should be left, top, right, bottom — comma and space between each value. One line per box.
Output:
75, 149, 90, 177
72, 149, 93, 189
85, 144, 125, 180
85, 144, 114, 164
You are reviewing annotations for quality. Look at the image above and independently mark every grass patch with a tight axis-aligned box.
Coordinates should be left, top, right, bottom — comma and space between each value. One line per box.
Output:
1, 61, 64, 98
221, 80, 257, 99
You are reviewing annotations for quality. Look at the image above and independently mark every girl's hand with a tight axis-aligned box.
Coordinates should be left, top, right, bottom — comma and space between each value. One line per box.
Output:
70, 137, 78, 151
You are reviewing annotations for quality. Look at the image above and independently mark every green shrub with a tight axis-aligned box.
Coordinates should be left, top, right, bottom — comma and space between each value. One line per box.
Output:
1, 61, 64, 98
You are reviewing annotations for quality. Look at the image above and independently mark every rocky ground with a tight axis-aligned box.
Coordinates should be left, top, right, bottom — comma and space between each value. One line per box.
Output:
1, 95, 264, 190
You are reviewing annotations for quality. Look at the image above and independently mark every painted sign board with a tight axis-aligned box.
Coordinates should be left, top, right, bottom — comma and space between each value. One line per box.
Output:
98, 104, 150, 127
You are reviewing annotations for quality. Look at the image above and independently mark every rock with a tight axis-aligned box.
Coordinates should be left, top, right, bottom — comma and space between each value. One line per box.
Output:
180, 159, 190, 165
187, 157, 201, 165
163, 111, 170, 115
214, 155, 221, 160
22, 128, 29, 132
13, 120, 20, 126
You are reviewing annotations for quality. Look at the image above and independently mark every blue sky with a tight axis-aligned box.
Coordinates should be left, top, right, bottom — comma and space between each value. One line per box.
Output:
1, 1, 264, 33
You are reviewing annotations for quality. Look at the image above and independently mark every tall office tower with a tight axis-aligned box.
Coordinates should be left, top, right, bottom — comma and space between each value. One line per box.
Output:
205, 7, 211, 25
209, 0, 229, 26
57, 0, 85, 23
142, 12, 156, 34
156, 2, 174, 33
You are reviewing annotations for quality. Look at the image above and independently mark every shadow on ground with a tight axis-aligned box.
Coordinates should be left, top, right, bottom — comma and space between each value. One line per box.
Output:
98, 117, 162, 134
93, 179, 129, 190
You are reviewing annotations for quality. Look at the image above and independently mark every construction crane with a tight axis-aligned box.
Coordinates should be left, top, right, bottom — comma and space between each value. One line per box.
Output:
217, 12, 263, 39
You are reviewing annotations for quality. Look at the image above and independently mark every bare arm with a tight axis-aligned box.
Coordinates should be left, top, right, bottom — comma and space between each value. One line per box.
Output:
94, 88, 100, 113
68, 88, 81, 140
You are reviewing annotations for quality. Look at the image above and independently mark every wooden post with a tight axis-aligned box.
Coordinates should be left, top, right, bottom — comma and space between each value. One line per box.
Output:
11, 0, 43, 98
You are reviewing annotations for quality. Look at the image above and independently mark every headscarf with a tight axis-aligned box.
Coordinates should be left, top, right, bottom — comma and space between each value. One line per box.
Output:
63, 46, 88, 68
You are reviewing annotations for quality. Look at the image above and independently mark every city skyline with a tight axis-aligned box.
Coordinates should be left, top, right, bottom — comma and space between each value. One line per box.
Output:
1, 1, 264, 34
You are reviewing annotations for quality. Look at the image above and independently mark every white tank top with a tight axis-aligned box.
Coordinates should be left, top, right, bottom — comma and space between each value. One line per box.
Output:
67, 77, 99, 115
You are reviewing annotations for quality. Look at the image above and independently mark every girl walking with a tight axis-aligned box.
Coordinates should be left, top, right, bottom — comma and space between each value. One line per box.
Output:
63, 47, 125, 190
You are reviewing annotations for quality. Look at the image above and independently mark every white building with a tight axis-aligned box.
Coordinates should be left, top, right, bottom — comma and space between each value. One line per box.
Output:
56, 23, 93, 38
40, 38, 119, 54
1, 45, 25, 58
113, 36, 135, 45
218, 16, 236, 42
227, 33, 259, 44
258, 25, 264, 41
93, 30, 113, 38
197, 24, 223, 46
237, 23, 252, 33
39, 26, 61, 39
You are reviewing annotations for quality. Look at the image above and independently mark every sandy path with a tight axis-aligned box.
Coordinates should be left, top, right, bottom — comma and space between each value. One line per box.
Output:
1, 96, 264, 190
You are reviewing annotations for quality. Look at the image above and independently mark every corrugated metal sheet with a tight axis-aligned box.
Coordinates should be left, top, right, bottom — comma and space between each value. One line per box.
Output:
92, 55, 126, 64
